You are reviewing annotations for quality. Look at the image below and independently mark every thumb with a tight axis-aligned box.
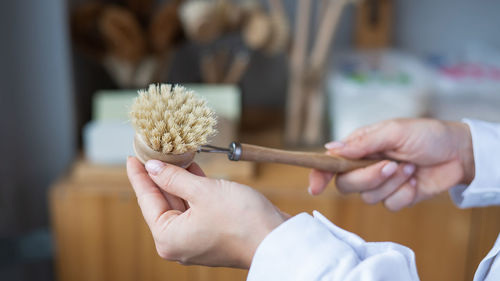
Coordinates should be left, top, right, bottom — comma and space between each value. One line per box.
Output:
145, 160, 206, 202
326, 121, 401, 159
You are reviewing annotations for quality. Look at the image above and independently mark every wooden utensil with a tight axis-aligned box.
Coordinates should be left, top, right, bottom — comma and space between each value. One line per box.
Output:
264, 0, 290, 54
200, 53, 219, 83
228, 142, 379, 173
70, 2, 107, 60
98, 5, 146, 63
355, 0, 392, 48
179, 0, 223, 43
242, 8, 272, 50
223, 52, 250, 84
148, 0, 184, 54
135, 135, 379, 173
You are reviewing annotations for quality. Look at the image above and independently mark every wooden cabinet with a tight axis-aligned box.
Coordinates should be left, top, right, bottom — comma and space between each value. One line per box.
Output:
50, 160, 500, 281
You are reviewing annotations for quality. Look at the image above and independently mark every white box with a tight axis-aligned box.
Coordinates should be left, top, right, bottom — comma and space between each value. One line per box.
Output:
328, 51, 431, 140
427, 47, 500, 122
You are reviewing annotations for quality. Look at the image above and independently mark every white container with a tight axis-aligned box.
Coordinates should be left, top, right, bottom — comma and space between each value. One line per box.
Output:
328, 51, 431, 140
427, 47, 500, 122
84, 121, 136, 164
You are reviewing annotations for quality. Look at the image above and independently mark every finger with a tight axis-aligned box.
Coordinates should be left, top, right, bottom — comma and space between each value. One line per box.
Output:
325, 120, 402, 159
187, 162, 206, 177
360, 163, 416, 204
308, 169, 334, 195
383, 178, 417, 211
126, 157, 186, 212
343, 121, 387, 143
336, 160, 398, 193
127, 157, 171, 228
145, 160, 207, 202
160, 162, 206, 210
160, 189, 187, 212
170, 162, 206, 210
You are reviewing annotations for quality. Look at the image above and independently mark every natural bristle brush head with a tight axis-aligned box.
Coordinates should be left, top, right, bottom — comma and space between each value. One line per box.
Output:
130, 84, 217, 167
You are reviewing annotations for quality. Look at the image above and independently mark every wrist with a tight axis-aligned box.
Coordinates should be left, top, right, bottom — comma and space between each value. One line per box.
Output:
238, 214, 285, 269
453, 122, 475, 185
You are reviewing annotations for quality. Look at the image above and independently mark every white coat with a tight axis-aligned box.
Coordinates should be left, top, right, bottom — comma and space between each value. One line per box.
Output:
247, 119, 500, 281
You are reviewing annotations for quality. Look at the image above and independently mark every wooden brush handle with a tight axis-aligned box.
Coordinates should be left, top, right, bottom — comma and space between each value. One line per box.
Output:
238, 143, 379, 173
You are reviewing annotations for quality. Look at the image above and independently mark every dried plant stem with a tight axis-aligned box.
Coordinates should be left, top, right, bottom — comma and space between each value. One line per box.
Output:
303, 0, 348, 145
285, 0, 312, 144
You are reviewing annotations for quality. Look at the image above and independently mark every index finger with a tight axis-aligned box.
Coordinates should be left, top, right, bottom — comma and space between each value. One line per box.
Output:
334, 120, 402, 159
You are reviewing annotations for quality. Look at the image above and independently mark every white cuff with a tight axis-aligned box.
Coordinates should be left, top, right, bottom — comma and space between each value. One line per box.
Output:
449, 119, 500, 208
247, 211, 419, 281
247, 212, 360, 281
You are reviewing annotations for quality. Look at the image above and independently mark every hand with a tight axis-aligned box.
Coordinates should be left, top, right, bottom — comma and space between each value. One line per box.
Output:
126, 157, 287, 268
309, 119, 475, 211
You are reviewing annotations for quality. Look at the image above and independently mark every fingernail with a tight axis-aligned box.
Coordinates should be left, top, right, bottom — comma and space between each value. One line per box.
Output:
409, 178, 417, 187
324, 141, 345, 150
403, 164, 416, 176
307, 186, 313, 195
381, 162, 398, 177
145, 160, 165, 175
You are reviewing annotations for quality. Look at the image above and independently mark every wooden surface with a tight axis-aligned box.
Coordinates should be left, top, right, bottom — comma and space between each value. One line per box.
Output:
465, 207, 500, 280
50, 158, 499, 281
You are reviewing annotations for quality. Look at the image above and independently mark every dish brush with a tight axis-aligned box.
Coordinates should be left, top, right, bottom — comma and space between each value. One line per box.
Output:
130, 84, 379, 171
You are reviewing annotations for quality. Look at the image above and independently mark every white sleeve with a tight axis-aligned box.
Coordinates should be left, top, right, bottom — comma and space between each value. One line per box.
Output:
247, 211, 420, 281
449, 119, 500, 208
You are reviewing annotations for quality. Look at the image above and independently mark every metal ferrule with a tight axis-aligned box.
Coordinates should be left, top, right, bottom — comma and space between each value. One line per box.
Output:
198, 142, 242, 161
229, 142, 242, 161
198, 144, 230, 154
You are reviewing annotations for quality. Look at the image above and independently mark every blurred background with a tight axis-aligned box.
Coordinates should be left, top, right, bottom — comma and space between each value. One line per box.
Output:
1, 0, 500, 280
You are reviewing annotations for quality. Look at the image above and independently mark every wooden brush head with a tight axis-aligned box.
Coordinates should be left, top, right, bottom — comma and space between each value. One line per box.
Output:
130, 84, 216, 164
133, 134, 197, 167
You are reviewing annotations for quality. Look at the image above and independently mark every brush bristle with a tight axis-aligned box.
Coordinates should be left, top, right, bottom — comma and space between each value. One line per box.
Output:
130, 84, 217, 154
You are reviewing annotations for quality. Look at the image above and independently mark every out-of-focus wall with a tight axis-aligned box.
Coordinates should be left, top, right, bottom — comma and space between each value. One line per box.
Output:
0, 0, 76, 280
394, 0, 500, 54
